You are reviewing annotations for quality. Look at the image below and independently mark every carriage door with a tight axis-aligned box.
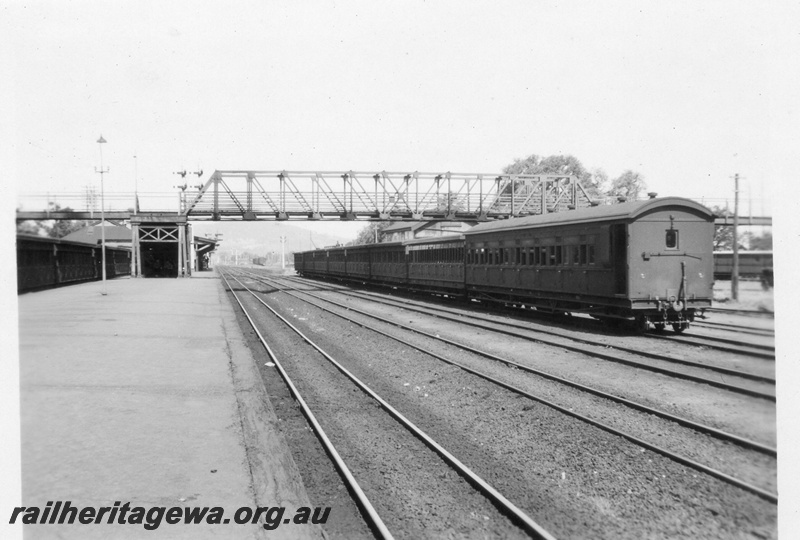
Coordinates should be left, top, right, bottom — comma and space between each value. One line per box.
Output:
611, 224, 627, 294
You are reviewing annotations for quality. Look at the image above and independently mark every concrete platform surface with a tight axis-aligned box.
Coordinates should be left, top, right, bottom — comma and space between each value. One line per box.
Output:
15, 275, 320, 539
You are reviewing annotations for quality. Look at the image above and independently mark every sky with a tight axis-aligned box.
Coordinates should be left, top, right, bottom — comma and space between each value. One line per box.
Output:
2, 1, 800, 534
4, 0, 799, 239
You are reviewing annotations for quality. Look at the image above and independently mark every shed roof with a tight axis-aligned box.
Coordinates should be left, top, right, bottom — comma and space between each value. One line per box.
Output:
62, 224, 132, 244
464, 197, 713, 236
381, 221, 431, 233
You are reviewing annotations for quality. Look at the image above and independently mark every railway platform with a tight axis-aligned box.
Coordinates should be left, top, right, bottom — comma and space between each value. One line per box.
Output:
14, 274, 320, 539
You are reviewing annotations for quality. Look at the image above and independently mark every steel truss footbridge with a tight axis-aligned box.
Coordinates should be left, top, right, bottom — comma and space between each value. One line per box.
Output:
15, 168, 773, 226
179, 170, 594, 221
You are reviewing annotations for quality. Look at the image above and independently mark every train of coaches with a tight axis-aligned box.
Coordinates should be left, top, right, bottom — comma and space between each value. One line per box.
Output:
295, 197, 770, 333
16, 197, 772, 313
16, 235, 131, 293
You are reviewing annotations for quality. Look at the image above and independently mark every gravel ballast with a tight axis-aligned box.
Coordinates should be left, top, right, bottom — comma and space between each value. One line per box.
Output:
228, 272, 777, 539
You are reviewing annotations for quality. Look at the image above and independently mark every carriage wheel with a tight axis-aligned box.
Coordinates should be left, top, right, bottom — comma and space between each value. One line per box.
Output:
635, 314, 649, 333
654, 322, 665, 332
672, 322, 688, 333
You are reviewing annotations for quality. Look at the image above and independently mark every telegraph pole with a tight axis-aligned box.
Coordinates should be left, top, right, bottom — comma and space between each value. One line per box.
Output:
96, 136, 109, 296
732, 173, 740, 301
280, 236, 286, 270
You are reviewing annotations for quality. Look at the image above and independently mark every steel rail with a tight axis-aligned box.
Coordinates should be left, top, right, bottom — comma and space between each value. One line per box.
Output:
219, 271, 396, 540
646, 332, 775, 358
225, 271, 558, 540
239, 271, 778, 504
708, 307, 774, 318
283, 275, 776, 397
693, 321, 774, 337
246, 271, 777, 457
287, 275, 777, 381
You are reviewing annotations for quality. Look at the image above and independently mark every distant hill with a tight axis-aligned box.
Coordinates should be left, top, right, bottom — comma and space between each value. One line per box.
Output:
191, 221, 350, 258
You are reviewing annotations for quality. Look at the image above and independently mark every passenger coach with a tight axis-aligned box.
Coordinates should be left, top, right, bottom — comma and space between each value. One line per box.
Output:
294, 197, 715, 332
463, 197, 714, 331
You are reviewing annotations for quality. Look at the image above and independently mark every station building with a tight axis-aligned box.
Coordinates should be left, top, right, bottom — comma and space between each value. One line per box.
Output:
61, 218, 219, 278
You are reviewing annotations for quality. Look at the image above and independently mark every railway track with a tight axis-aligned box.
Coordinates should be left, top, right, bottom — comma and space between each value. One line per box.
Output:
285, 274, 776, 361
693, 320, 775, 337
220, 269, 557, 540
708, 307, 774, 317
645, 331, 774, 360
235, 269, 777, 504
279, 274, 775, 399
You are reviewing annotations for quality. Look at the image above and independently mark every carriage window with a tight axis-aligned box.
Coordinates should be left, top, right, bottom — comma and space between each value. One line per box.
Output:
572, 246, 580, 265
587, 245, 596, 265
665, 230, 679, 250
555, 246, 563, 266
579, 245, 587, 265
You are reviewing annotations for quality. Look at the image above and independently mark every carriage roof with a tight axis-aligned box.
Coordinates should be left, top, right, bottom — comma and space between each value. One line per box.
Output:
464, 197, 713, 236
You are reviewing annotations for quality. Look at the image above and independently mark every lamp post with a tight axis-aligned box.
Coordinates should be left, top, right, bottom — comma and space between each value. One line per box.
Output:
96, 136, 109, 295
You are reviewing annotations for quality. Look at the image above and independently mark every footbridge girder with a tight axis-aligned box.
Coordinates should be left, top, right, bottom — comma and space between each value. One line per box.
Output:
180, 170, 596, 221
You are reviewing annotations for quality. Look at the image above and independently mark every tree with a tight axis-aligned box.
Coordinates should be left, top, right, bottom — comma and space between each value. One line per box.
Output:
709, 206, 771, 251
588, 168, 610, 198
47, 216, 90, 239
749, 232, 772, 250
502, 154, 606, 200
16, 220, 45, 236
710, 206, 735, 250
607, 170, 647, 201
433, 192, 466, 214
353, 221, 396, 245
15, 204, 89, 239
